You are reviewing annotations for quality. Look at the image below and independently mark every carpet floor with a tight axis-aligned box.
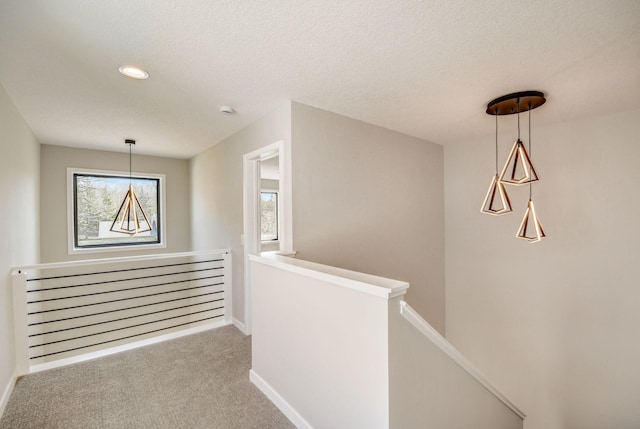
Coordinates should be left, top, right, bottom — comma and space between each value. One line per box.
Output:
0, 325, 295, 429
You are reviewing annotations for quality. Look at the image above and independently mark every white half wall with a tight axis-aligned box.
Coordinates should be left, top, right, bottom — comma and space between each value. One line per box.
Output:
0, 83, 40, 415
249, 254, 407, 429
445, 109, 640, 429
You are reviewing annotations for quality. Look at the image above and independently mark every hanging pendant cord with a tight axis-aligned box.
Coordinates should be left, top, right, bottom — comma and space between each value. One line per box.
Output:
528, 106, 532, 201
517, 98, 521, 140
128, 142, 132, 230
495, 109, 498, 174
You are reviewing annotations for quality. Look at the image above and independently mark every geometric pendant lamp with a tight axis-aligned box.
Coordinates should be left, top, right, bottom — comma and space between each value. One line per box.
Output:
517, 199, 546, 242
488, 91, 543, 185
110, 139, 153, 235
481, 174, 512, 215
499, 139, 539, 185
485, 90, 547, 242
481, 110, 512, 215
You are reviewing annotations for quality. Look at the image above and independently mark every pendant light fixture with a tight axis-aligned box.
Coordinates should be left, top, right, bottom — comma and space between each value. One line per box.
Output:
517, 200, 546, 242
485, 91, 547, 242
490, 92, 543, 185
516, 108, 546, 242
481, 105, 512, 215
110, 139, 153, 235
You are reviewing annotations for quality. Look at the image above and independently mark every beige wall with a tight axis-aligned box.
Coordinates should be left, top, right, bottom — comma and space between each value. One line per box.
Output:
260, 178, 279, 190
190, 102, 445, 331
292, 103, 445, 332
389, 302, 522, 429
40, 145, 191, 262
445, 109, 640, 429
190, 103, 292, 324
0, 84, 40, 407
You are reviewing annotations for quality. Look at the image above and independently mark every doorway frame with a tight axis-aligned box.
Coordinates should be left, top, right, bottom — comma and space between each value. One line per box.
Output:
242, 140, 293, 334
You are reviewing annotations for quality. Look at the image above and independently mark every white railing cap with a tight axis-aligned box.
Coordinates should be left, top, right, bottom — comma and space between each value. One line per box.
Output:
12, 249, 231, 273
249, 253, 409, 299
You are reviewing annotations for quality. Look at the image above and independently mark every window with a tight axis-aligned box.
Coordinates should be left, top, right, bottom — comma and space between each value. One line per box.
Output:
261, 191, 278, 241
68, 168, 164, 252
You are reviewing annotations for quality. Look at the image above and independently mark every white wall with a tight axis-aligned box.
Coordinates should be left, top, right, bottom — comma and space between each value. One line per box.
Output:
0, 83, 40, 410
292, 103, 445, 332
190, 103, 292, 325
445, 109, 640, 429
249, 254, 404, 429
40, 144, 191, 262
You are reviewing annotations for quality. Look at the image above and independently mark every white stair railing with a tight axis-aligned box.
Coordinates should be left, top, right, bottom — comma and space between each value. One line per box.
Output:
390, 301, 525, 429
249, 252, 525, 429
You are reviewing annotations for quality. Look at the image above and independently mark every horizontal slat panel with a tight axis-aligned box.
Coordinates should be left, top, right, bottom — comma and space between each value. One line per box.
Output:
27, 289, 223, 327
28, 299, 224, 338
29, 306, 225, 352
27, 277, 223, 314
19, 251, 229, 365
26, 260, 223, 292
28, 314, 224, 364
26, 257, 224, 283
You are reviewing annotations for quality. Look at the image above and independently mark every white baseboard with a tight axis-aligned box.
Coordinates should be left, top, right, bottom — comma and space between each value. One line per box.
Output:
29, 320, 230, 374
250, 369, 312, 429
0, 370, 18, 420
233, 317, 249, 335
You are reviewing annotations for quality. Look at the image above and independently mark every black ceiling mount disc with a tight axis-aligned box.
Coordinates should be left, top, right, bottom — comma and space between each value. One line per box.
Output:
486, 91, 546, 115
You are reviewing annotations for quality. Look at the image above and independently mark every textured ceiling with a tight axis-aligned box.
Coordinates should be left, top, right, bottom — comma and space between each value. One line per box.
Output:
0, 0, 639, 158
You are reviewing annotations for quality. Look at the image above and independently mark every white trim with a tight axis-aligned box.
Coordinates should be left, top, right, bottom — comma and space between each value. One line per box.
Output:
0, 370, 18, 419
12, 248, 231, 273
271, 250, 297, 257
249, 253, 409, 300
250, 370, 312, 429
66, 167, 167, 255
222, 252, 233, 325
29, 320, 230, 374
232, 318, 249, 335
399, 301, 526, 419
243, 140, 294, 335
242, 150, 261, 335
279, 138, 294, 254
12, 272, 29, 376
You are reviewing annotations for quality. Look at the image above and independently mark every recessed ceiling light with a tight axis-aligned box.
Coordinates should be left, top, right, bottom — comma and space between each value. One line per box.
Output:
118, 65, 149, 80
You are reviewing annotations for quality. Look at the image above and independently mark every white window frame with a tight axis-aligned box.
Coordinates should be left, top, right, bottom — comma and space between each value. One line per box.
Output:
260, 189, 280, 244
67, 167, 167, 255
